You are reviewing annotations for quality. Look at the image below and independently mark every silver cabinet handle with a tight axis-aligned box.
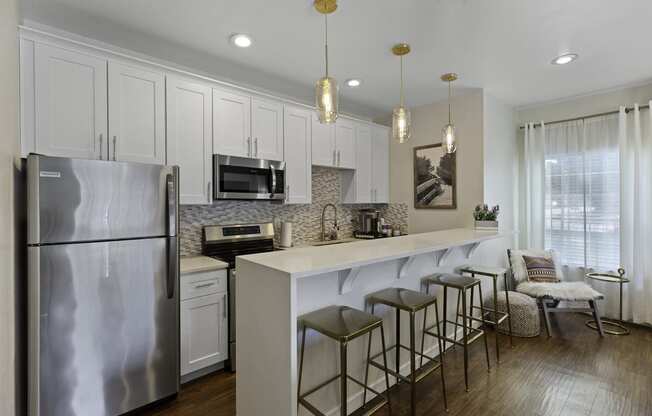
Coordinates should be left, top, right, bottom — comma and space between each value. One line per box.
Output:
337, 150, 341, 166
112, 136, 117, 161
99, 134, 103, 160
254, 138, 259, 157
247, 137, 252, 157
223, 294, 227, 316
332, 149, 336, 166
194, 282, 215, 289
207, 181, 212, 203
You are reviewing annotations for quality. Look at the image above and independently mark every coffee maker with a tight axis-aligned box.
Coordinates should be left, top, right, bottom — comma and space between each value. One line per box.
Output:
355, 209, 381, 238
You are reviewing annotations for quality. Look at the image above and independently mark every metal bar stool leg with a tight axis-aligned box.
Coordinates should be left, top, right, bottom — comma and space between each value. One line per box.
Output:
340, 342, 348, 416
503, 273, 514, 347
379, 325, 392, 414
434, 299, 448, 411
419, 304, 428, 368
461, 287, 469, 392
409, 311, 417, 416
442, 285, 448, 353
395, 308, 401, 385
492, 276, 501, 363
362, 330, 373, 406
297, 325, 307, 412
469, 280, 475, 332
452, 290, 461, 351
477, 283, 491, 372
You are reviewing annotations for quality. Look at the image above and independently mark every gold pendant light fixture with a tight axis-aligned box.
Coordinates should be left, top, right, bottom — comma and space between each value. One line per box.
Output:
441, 73, 458, 153
391, 43, 411, 143
314, 0, 339, 124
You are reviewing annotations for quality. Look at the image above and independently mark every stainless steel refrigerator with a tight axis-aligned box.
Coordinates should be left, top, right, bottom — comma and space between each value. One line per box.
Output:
27, 154, 180, 416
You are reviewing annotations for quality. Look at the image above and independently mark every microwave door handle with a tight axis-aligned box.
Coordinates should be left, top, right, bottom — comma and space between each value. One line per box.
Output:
270, 165, 276, 198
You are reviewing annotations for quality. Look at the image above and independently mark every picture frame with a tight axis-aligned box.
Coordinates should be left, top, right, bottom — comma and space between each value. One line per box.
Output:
413, 143, 457, 209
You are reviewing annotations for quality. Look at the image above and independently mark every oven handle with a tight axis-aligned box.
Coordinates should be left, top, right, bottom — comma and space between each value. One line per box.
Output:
270, 165, 276, 198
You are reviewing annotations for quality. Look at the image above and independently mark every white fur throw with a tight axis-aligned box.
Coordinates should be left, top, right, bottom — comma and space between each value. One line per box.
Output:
516, 281, 604, 301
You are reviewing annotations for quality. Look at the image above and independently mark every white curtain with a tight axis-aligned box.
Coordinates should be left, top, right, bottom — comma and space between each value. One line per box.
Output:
617, 102, 652, 324
522, 122, 546, 249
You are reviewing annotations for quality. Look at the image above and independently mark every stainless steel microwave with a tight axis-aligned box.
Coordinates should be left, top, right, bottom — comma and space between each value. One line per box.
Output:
213, 154, 286, 200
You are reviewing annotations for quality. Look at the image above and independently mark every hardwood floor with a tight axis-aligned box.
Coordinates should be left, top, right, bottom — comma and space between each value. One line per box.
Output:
137, 313, 652, 416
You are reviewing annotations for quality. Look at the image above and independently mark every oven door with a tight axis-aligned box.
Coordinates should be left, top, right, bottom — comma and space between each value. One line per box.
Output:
214, 154, 285, 200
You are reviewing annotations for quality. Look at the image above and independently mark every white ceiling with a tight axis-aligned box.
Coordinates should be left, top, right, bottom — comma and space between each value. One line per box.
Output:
21, 0, 652, 119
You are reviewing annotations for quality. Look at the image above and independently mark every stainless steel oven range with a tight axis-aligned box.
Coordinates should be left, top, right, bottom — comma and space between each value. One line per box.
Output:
202, 223, 277, 372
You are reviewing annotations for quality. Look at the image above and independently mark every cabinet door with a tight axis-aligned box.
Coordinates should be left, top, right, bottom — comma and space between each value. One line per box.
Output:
34, 43, 107, 159
180, 293, 228, 376
252, 98, 284, 161
108, 62, 166, 164
213, 88, 251, 158
372, 125, 390, 203
167, 77, 213, 205
335, 118, 356, 169
284, 106, 312, 204
354, 123, 373, 203
311, 112, 336, 167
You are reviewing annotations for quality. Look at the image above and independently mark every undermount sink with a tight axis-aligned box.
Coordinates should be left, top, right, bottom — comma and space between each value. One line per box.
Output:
309, 238, 357, 247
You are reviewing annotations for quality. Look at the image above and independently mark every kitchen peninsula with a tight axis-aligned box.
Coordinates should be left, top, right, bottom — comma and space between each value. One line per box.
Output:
236, 228, 511, 416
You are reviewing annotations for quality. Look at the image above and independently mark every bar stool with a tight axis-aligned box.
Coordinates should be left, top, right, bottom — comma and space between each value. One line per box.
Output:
297, 305, 392, 416
459, 266, 514, 363
422, 273, 491, 392
367, 288, 448, 416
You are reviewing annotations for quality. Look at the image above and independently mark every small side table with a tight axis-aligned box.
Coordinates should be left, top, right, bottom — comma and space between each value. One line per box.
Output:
585, 269, 630, 336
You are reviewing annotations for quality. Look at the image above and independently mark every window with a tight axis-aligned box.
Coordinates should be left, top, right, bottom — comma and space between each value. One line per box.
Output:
543, 116, 620, 270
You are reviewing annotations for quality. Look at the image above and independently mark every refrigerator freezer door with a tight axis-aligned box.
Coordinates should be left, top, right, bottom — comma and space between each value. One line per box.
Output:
28, 155, 178, 245
29, 238, 179, 416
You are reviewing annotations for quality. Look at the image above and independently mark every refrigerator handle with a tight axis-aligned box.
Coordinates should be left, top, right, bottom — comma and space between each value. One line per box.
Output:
166, 173, 178, 237
167, 237, 178, 299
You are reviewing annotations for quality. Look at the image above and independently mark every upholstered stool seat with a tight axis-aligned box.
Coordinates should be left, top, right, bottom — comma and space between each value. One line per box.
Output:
495, 291, 540, 338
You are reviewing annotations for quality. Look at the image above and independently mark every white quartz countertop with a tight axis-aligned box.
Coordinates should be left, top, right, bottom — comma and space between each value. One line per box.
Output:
238, 228, 506, 278
180, 255, 229, 274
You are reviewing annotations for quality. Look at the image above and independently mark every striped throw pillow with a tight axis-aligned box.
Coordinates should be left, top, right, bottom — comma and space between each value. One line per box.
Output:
522, 255, 560, 283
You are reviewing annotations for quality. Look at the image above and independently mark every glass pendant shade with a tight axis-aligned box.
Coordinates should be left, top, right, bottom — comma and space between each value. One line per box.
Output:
442, 123, 456, 153
392, 105, 411, 143
315, 76, 339, 124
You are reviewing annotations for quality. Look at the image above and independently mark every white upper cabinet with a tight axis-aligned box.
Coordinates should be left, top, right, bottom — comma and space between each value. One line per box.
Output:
283, 106, 312, 204
167, 76, 213, 205
371, 125, 390, 203
108, 61, 166, 164
354, 123, 373, 203
335, 118, 356, 169
33, 43, 108, 159
252, 98, 284, 161
311, 112, 336, 167
213, 88, 252, 158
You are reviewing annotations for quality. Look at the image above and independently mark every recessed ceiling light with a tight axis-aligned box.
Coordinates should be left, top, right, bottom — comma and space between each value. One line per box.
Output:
346, 79, 362, 88
230, 34, 252, 48
551, 53, 578, 65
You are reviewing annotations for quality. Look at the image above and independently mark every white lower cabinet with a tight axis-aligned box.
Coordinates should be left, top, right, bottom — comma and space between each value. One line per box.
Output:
180, 270, 228, 378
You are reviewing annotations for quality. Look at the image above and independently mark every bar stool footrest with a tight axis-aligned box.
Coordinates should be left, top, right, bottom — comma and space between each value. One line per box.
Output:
425, 320, 485, 346
368, 343, 443, 384
467, 306, 510, 325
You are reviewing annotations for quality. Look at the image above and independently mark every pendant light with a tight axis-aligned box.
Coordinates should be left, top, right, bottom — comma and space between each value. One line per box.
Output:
391, 43, 411, 143
441, 73, 458, 153
314, 0, 338, 124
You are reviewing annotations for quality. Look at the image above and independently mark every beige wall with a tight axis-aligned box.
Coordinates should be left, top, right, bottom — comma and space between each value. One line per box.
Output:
0, 0, 21, 415
483, 93, 517, 240
389, 90, 485, 234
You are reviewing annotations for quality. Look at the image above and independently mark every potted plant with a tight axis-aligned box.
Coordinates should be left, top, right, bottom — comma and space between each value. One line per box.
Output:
473, 204, 500, 229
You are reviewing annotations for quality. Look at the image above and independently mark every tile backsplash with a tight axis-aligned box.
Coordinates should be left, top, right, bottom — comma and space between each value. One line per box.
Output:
180, 167, 408, 256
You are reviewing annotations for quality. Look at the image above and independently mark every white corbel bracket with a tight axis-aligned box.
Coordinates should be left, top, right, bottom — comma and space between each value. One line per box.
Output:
338, 267, 361, 294
398, 256, 417, 279
460, 242, 481, 259
433, 248, 454, 267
